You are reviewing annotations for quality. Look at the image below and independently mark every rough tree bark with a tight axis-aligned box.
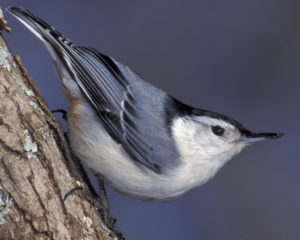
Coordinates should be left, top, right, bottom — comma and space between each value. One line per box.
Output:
0, 10, 121, 240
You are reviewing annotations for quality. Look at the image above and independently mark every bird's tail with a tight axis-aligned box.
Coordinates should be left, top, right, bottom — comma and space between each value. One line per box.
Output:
7, 7, 81, 98
7, 7, 74, 48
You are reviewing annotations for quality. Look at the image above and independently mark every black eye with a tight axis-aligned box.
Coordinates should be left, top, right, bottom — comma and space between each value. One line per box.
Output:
211, 125, 225, 136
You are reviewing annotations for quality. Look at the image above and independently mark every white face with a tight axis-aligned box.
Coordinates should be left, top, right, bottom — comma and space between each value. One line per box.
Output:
191, 116, 248, 159
172, 115, 249, 167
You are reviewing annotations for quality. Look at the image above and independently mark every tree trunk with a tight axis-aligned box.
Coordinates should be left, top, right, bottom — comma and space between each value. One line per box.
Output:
0, 12, 121, 240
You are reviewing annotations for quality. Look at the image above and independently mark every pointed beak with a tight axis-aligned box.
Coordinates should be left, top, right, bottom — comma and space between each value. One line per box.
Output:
241, 129, 284, 143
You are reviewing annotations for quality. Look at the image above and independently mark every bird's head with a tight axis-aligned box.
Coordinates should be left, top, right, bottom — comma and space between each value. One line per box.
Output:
171, 109, 283, 169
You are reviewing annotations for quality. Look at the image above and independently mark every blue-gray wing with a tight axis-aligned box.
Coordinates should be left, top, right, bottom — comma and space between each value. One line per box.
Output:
71, 47, 180, 173
8, 7, 180, 173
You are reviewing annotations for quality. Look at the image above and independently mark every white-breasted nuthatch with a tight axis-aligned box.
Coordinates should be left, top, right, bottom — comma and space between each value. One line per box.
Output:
8, 7, 283, 201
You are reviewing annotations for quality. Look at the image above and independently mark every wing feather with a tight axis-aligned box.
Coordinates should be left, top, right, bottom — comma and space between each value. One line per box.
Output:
8, 7, 180, 173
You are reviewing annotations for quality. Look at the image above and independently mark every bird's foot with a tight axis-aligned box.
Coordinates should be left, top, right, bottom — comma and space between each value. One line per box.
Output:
63, 179, 124, 239
96, 175, 124, 238
52, 109, 67, 121
51, 109, 69, 140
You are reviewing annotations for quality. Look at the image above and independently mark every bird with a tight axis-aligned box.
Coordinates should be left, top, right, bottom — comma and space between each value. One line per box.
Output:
8, 7, 283, 201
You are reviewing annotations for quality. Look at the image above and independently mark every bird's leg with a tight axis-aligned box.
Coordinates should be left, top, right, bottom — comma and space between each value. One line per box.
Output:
96, 174, 117, 228
96, 175, 125, 239
93, 174, 125, 239
63, 170, 123, 238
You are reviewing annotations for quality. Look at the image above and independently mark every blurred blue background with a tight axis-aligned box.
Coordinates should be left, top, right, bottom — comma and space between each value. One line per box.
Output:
1, 0, 298, 239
